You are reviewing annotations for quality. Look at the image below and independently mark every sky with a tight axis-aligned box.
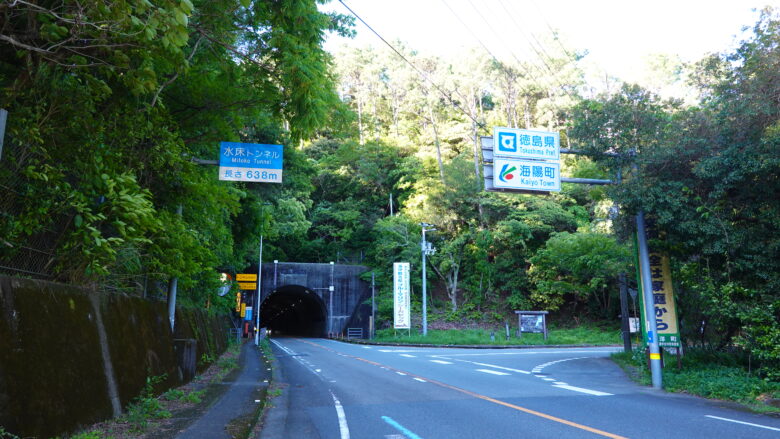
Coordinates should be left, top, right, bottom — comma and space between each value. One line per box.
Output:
321, 0, 777, 87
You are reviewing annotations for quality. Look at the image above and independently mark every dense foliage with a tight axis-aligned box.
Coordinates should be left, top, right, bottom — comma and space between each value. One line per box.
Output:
1, 2, 777, 378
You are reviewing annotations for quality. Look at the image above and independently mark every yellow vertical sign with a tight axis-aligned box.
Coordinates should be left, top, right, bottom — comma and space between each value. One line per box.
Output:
235, 292, 242, 312
240, 302, 246, 318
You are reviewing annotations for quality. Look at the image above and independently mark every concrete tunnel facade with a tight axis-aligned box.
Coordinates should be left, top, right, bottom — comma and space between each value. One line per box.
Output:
257, 262, 372, 337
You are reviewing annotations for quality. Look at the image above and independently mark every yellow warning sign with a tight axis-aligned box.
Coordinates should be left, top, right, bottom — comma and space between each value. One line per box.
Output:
238, 282, 257, 291
236, 273, 257, 281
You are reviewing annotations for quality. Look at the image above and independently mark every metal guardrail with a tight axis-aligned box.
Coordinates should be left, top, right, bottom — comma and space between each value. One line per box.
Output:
346, 328, 363, 339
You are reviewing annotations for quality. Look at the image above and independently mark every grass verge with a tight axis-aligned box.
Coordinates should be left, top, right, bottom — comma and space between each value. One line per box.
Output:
611, 348, 780, 413
371, 324, 621, 346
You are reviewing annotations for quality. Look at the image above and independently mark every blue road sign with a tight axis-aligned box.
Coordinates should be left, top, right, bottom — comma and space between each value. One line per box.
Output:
219, 142, 283, 183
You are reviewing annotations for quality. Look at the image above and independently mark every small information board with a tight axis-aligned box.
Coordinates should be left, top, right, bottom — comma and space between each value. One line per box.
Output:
236, 273, 257, 281
515, 310, 549, 340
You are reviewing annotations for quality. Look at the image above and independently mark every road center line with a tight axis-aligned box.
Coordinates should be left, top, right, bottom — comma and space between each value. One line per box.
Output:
400, 354, 416, 358
382, 416, 424, 439
430, 359, 453, 364
297, 339, 626, 439
705, 415, 780, 432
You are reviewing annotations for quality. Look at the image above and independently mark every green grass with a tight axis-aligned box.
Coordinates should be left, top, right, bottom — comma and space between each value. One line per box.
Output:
611, 349, 780, 413
371, 325, 621, 346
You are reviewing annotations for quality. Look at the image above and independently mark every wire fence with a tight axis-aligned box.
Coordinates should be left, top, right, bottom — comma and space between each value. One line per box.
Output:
0, 134, 165, 297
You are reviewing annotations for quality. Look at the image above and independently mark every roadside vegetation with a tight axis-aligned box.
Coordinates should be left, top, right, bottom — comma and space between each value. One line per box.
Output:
612, 349, 780, 413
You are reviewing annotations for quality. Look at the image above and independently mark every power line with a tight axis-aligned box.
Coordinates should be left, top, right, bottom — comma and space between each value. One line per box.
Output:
528, 0, 575, 61
337, 0, 487, 131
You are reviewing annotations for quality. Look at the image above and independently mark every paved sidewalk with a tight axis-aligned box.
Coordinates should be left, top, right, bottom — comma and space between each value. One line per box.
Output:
175, 341, 270, 439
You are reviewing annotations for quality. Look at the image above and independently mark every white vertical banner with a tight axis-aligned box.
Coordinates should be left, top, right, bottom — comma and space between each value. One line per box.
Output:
393, 262, 411, 329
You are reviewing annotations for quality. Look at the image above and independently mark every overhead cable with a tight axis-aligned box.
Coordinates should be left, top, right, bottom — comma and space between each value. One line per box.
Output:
337, 0, 487, 131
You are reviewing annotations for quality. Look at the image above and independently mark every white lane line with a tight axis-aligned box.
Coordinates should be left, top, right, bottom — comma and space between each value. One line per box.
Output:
413, 378, 427, 382
362, 346, 372, 349
430, 360, 453, 364
396, 371, 407, 376
705, 415, 780, 432
542, 378, 556, 381
553, 382, 568, 385
553, 384, 612, 396
382, 416, 425, 439
331, 391, 351, 439
446, 358, 531, 374
400, 354, 416, 358
379, 349, 419, 353
534, 375, 545, 378
476, 369, 511, 376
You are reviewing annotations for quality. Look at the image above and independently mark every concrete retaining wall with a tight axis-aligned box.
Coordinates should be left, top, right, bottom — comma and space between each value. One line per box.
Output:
0, 276, 229, 438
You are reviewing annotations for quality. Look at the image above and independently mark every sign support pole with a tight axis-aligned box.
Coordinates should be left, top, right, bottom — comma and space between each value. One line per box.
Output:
637, 210, 663, 389
619, 272, 632, 353
254, 235, 263, 346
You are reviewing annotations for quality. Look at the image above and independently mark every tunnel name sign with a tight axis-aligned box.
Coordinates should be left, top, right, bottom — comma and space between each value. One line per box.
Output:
393, 262, 411, 329
219, 142, 283, 183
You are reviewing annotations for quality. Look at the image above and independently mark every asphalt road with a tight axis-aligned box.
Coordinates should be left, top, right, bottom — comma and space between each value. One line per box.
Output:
259, 338, 780, 439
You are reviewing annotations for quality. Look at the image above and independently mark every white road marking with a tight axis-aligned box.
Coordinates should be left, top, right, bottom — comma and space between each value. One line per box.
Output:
439, 350, 618, 357
553, 382, 567, 385
315, 369, 322, 373
400, 354, 416, 358
451, 359, 530, 374
396, 371, 407, 376
476, 369, 511, 376
705, 415, 780, 432
553, 384, 612, 396
331, 391, 351, 439
379, 349, 419, 353
362, 346, 372, 349
430, 360, 453, 364
413, 378, 426, 382
534, 375, 545, 378
542, 378, 556, 381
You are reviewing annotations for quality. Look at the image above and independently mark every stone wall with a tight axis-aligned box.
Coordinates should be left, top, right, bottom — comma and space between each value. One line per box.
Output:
0, 276, 230, 438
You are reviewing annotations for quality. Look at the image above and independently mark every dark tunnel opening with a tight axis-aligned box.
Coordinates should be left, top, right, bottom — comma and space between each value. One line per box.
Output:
259, 285, 327, 337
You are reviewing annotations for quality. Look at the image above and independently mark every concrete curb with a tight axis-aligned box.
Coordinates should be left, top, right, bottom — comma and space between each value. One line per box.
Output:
256, 339, 287, 439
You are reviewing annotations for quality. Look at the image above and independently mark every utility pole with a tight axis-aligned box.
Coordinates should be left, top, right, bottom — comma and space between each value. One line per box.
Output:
637, 210, 663, 389
420, 223, 436, 336
371, 272, 376, 339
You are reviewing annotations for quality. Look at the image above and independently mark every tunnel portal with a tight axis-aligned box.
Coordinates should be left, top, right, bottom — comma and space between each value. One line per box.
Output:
259, 285, 327, 337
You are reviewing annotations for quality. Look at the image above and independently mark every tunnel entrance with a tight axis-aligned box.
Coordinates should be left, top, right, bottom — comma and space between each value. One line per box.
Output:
259, 285, 327, 337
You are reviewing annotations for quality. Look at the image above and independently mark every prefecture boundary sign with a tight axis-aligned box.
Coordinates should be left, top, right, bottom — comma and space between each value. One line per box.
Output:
219, 142, 283, 183
494, 127, 559, 161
